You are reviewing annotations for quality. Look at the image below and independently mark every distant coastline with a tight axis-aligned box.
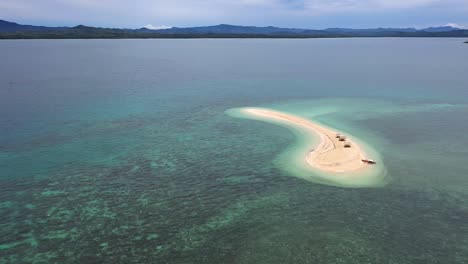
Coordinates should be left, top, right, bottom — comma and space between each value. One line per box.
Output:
1, 19, 468, 39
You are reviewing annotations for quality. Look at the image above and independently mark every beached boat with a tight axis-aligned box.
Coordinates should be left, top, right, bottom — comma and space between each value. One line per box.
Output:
362, 159, 376, 164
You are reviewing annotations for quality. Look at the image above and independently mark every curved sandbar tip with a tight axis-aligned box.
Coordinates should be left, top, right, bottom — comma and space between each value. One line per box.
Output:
227, 107, 388, 188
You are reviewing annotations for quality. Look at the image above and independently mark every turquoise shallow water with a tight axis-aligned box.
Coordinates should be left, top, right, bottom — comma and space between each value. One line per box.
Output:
1, 39, 468, 263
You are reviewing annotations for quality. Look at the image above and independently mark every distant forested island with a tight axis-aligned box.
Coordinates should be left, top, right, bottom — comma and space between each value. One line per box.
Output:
1, 19, 468, 39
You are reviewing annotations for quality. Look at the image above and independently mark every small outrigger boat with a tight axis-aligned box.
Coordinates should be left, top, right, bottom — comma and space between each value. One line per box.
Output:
362, 159, 376, 164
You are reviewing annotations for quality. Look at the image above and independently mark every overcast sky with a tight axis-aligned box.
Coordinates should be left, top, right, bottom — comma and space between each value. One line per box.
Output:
1, 0, 468, 29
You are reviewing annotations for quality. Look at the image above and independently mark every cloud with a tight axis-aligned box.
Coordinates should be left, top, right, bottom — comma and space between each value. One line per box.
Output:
445, 23, 467, 29
143, 24, 172, 30
297, 0, 451, 14
373, 0, 440, 9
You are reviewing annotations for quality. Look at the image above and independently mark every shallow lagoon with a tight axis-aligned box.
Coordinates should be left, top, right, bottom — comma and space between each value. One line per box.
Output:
1, 38, 468, 263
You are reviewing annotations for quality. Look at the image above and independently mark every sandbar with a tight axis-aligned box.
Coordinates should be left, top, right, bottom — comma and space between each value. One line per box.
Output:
242, 108, 372, 174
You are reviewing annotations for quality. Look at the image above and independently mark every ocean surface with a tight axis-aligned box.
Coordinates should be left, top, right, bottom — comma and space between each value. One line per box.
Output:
1, 38, 467, 263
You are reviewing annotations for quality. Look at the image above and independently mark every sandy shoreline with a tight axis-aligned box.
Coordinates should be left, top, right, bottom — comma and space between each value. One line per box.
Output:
242, 108, 372, 174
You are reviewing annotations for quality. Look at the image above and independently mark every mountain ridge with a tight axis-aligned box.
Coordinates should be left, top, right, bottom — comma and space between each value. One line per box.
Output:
1, 19, 467, 39
0, 19, 67, 32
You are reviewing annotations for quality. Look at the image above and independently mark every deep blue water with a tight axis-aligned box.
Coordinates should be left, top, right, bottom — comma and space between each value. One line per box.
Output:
0, 38, 467, 263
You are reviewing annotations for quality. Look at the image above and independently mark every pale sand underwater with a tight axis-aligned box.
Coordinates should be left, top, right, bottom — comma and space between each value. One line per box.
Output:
227, 107, 389, 188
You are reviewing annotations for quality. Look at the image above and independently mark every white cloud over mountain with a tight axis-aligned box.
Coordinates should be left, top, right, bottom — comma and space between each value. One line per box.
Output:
445, 23, 467, 29
143, 24, 172, 30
